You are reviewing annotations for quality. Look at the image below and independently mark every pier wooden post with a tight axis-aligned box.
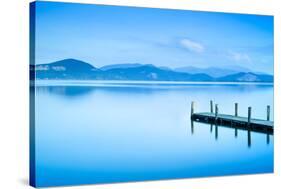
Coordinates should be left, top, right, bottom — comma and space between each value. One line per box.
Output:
248, 107, 252, 125
235, 103, 238, 117
215, 104, 218, 119
267, 105, 270, 121
191, 101, 195, 117
210, 100, 213, 113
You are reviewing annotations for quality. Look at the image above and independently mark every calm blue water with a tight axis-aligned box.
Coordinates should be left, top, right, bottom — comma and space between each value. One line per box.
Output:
34, 82, 274, 187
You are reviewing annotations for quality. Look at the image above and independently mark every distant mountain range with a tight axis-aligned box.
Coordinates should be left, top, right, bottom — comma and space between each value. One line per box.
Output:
33, 59, 273, 82
174, 66, 252, 77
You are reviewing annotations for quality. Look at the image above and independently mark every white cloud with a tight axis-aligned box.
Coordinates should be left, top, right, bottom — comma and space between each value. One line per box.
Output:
180, 39, 205, 53
228, 51, 251, 63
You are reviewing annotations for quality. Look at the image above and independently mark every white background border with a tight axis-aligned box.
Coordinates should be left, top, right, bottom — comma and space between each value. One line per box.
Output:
0, 0, 280, 188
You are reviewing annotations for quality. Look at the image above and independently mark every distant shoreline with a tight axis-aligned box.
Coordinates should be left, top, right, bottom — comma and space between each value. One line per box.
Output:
32, 80, 274, 87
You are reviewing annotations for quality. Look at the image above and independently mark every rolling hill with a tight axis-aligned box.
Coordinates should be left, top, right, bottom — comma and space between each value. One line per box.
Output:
34, 59, 273, 82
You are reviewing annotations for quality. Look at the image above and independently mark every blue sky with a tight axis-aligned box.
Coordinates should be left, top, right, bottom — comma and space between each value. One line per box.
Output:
34, 1, 274, 73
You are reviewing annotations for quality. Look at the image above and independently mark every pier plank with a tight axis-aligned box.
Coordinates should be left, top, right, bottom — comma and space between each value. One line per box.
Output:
191, 112, 273, 134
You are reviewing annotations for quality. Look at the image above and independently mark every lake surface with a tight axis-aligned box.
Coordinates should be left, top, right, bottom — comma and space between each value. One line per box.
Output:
34, 81, 274, 187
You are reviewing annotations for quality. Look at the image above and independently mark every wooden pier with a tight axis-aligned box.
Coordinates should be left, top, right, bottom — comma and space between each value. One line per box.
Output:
190, 101, 273, 135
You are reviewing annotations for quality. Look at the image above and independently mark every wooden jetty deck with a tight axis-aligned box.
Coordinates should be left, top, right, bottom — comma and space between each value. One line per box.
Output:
190, 101, 274, 135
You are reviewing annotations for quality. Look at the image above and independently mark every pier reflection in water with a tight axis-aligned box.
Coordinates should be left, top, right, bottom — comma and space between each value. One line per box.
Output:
190, 121, 272, 148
